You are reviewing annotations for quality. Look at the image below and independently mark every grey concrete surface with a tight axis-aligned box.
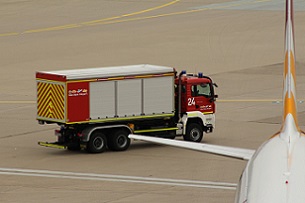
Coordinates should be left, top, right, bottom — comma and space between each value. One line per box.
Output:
0, 0, 305, 202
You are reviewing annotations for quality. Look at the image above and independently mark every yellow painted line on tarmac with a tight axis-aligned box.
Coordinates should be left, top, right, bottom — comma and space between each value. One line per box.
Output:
218, 99, 280, 102
253, 0, 271, 3
87, 8, 210, 26
24, 24, 81, 34
0, 0, 273, 36
0, 32, 19, 37
70, 0, 272, 27
81, 0, 180, 25
0, 0, 179, 36
218, 99, 305, 103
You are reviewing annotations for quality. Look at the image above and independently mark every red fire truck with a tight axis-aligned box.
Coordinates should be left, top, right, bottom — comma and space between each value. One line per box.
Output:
36, 64, 217, 153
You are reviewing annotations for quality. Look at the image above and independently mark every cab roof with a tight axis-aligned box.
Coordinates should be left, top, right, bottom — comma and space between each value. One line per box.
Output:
178, 75, 211, 84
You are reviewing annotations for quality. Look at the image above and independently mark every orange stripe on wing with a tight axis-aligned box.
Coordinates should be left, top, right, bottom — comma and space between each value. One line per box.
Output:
283, 91, 301, 134
284, 51, 296, 80
284, 92, 298, 124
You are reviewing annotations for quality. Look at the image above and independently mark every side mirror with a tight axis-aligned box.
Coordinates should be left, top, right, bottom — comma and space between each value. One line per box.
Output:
209, 95, 218, 102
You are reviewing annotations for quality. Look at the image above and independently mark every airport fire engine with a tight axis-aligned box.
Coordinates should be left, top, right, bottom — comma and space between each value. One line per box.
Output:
36, 64, 217, 153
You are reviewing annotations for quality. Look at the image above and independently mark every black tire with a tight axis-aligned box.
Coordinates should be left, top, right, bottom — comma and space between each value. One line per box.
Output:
87, 131, 107, 153
107, 129, 130, 151
183, 123, 203, 142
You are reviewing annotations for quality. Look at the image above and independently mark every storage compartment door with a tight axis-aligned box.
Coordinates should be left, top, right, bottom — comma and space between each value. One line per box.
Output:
117, 79, 141, 117
90, 81, 115, 119
143, 76, 174, 115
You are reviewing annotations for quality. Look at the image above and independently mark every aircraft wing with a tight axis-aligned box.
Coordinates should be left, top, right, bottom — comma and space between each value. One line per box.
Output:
129, 134, 255, 160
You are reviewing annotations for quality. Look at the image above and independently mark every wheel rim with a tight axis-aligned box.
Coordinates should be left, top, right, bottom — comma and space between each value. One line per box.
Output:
190, 129, 201, 141
117, 135, 127, 148
93, 137, 104, 150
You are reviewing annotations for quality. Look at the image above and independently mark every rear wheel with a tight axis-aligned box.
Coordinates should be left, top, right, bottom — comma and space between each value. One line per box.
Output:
183, 123, 203, 142
107, 129, 130, 151
87, 131, 107, 153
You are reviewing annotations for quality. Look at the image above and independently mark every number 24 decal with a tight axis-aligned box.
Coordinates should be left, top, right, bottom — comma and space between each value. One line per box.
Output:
188, 98, 195, 106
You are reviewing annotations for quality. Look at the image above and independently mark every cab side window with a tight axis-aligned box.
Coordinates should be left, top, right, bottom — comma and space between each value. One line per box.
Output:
191, 83, 211, 97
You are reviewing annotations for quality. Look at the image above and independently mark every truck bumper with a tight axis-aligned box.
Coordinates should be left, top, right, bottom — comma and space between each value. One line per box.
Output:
38, 142, 67, 150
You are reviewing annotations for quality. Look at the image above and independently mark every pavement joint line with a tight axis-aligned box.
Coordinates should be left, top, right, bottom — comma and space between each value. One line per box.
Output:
0, 167, 237, 190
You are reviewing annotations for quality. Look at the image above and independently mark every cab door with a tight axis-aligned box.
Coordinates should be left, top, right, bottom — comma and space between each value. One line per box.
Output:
187, 83, 214, 113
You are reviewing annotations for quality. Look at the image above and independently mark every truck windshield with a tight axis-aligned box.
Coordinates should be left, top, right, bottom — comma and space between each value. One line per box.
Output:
191, 83, 211, 97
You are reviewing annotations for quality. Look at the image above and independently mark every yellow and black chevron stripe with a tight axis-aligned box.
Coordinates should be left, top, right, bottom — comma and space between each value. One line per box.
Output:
37, 81, 65, 121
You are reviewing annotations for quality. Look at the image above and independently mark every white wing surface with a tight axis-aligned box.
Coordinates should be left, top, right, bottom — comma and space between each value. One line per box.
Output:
129, 134, 255, 160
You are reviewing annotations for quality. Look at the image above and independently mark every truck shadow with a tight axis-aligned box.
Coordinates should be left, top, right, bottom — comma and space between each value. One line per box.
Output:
41, 142, 166, 155
128, 142, 165, 151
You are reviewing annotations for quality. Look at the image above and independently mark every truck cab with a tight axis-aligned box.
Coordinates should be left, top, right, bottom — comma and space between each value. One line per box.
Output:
174, 71, 217, 142
175, 72, 217, 115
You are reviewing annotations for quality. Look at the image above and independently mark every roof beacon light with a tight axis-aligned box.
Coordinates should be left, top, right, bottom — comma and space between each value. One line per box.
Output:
198, 72, 203, 78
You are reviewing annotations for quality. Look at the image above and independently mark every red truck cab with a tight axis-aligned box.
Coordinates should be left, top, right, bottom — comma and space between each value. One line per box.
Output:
175, 71, 217, 118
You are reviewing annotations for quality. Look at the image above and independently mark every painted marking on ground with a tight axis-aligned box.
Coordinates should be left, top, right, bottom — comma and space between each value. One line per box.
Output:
0, 32, 19, 37
85, 8, 209, 26
219, 99, 281, 102
0, 167, 237, 190
21, 0, 270, 30
0, 0, 280, 37
0, 0, 180, 36
81, 0, 180, 26
218, 99, 305, 103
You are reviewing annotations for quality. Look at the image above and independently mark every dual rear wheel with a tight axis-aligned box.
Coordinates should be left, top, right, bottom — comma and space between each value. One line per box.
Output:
85, 124, 203, 153
86, 129, 130, 153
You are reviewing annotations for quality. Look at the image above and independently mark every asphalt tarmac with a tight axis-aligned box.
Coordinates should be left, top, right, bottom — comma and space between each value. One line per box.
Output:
1, 0, 305, 202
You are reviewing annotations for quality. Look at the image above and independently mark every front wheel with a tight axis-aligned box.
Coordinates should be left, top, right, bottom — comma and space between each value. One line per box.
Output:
87, 131, 107, 153
183, 123, 203, 142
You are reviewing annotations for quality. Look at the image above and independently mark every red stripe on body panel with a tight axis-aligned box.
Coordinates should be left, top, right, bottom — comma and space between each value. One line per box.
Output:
36, 72, 66, 82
